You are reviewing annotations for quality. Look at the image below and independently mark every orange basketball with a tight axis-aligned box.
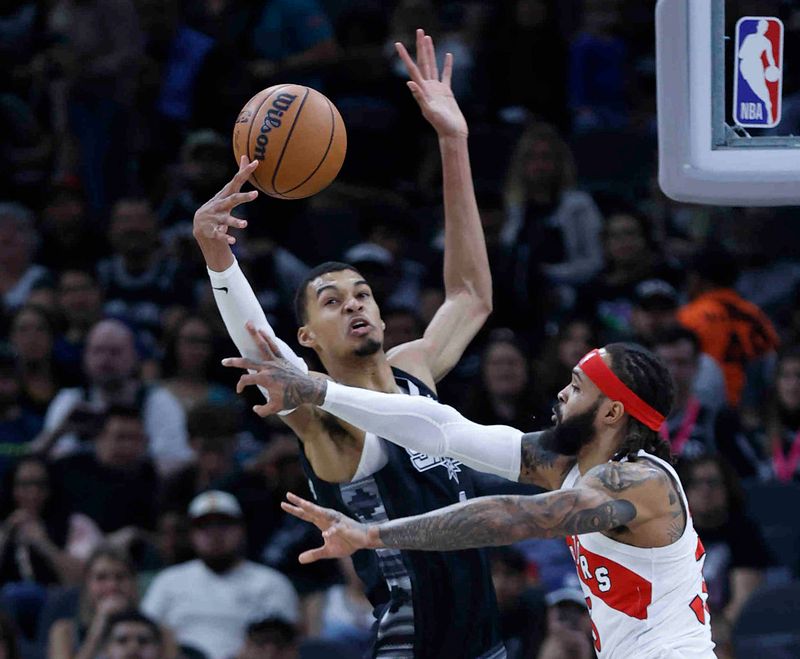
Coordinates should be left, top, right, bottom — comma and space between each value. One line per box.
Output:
232, 84, 347, 199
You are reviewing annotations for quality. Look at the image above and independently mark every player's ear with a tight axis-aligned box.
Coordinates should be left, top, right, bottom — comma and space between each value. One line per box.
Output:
297, 325, 316, 349
603, 400, 626, 426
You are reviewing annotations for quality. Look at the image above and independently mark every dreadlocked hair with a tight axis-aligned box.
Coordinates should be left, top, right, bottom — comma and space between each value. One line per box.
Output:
604, 343, 675, 464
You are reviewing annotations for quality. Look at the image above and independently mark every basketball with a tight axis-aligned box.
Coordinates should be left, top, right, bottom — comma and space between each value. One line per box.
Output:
232, 84, 347, 199
765, 65, 780, 83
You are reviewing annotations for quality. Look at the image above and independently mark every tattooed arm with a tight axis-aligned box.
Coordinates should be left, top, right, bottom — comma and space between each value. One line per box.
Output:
279, 461, 672, 561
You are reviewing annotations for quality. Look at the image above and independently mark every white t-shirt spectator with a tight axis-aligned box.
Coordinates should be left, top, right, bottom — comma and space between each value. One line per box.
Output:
141, 559, 299, 659
42, 384, 192, 472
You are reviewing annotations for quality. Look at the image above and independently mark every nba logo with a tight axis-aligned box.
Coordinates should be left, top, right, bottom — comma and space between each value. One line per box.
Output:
733, 17, 784, 128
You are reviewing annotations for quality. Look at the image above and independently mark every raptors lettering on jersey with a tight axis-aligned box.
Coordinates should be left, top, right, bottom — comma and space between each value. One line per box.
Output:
561, 451, 715, 658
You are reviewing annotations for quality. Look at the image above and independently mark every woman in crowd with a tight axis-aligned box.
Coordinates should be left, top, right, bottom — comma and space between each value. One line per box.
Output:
680, 455, 772, 653
576, 207, 683, 341
501, 122, 604, 326
48, 545, 176, 659
754, 347, 800, 483
9, 305, 64, 423
532, 316, 596, 418
160, 315, 236, 413
464, 329, 542, 432
0, 456, 81, 587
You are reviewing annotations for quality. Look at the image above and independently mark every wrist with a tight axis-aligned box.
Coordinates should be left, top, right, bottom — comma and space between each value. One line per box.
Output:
366, 524, 385, 549
438, 132, 469, 145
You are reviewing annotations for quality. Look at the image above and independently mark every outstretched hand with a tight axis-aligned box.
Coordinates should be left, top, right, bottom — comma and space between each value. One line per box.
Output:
193, 155, 258, 245
221, 323, 327, 416
281, 492, 380, 563
396, 29, 467, 138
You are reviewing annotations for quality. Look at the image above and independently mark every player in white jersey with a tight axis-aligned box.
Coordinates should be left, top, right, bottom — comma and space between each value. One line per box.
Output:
223, 336, 716, 658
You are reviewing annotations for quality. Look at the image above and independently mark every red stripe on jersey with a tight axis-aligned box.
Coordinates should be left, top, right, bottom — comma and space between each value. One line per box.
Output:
695, 538, 706, 561
568, 536, 653, 620
689, 595, 705, 624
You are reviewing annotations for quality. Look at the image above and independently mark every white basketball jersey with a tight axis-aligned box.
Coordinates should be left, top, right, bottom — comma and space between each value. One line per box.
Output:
560, 451, 715, 658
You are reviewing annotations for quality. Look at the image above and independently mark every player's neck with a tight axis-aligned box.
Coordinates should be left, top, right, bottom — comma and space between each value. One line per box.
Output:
576, 430, 622, 474
325, 351, 398, 393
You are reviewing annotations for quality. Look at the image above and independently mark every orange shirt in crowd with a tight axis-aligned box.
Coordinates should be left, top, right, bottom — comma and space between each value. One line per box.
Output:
678, 288, 780, 406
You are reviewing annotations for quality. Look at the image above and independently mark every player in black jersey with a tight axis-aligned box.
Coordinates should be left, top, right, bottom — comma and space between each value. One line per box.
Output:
195, 30, 504, 659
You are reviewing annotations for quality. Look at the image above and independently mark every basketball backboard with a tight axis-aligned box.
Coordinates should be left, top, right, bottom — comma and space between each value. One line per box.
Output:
657, 0, 800, 205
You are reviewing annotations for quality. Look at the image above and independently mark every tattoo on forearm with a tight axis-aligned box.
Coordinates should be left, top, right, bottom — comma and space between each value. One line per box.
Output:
519, 432, 575, 485
376, 492, 637, 552
275, 364, 327, 408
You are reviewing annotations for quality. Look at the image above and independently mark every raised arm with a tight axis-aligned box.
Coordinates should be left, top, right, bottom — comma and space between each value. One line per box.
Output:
386, 30, 492, 384
192, 158, 309, 397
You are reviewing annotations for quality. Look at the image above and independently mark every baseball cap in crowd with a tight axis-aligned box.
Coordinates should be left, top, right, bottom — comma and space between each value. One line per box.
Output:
343, 242, 394, 267
633, 279, 679, 311
188, 490, 242, 521
545, 587, 587, 608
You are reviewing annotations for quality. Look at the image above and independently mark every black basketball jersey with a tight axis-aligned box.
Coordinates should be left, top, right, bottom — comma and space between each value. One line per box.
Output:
300, 368, 505, 659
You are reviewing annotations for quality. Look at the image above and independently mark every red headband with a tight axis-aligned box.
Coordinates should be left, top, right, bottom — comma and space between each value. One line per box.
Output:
578, 349, 665, 431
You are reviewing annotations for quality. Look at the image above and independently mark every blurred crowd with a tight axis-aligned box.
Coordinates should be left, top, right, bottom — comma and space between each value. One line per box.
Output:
2, 0, 800, 658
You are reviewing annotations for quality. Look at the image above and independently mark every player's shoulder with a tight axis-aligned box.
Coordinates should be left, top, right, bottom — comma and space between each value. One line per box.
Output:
582, 459, 670, 495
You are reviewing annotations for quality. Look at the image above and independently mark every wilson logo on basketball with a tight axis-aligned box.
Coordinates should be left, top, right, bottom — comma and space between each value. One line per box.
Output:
253, 93, 298, 160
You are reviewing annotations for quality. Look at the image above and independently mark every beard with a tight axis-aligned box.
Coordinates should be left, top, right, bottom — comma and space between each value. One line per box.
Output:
540, 401, 601, 456
200, 552, 240, 574
354, 338, 382, 357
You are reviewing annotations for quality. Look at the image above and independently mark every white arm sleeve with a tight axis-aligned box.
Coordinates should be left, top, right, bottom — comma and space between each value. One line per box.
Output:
320, 381, 522, 481
208, 259, 308, 413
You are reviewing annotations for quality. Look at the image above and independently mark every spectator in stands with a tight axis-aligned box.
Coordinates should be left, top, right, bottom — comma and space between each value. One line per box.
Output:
486, 0, 568, 129
161, 316, 236, 413
749, 347, 800, 483
248, 0, 337, 88
38, 182, 105, 272
0, 456, 81, 587
0, 202, 49, 314
9, 305, 63, 422
141, 491, 299, 659
54, 269, 104, 385
489, 546, 546, 659
98, 199, 183, 347
651, 326, 721, 461
160, 404, 273, 556
35, 318, 191, 472
0, 349, 42, 476
42, 0, 143, 216
236, 617, 299, 659
381, 305, 423, 352
568, 0, 628, 133
680, 455, 773, 644
464, 329, 541, 431
630, 279, 727, 410
52, 405, 159, 535
532, 316, 596, 423
577, 207, 682, 341
48, 545, 139, 659
536, 588, 594, 659
501, 123, 603, 320
101, 610, 164, 659
678, 246, 780, 409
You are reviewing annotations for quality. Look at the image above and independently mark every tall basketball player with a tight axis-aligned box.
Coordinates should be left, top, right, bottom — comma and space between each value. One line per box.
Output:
226, 338, 716, 658
193, 30, 505, 659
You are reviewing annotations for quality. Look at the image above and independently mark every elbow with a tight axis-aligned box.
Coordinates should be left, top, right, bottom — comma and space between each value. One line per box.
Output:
474, 296, 493, 321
